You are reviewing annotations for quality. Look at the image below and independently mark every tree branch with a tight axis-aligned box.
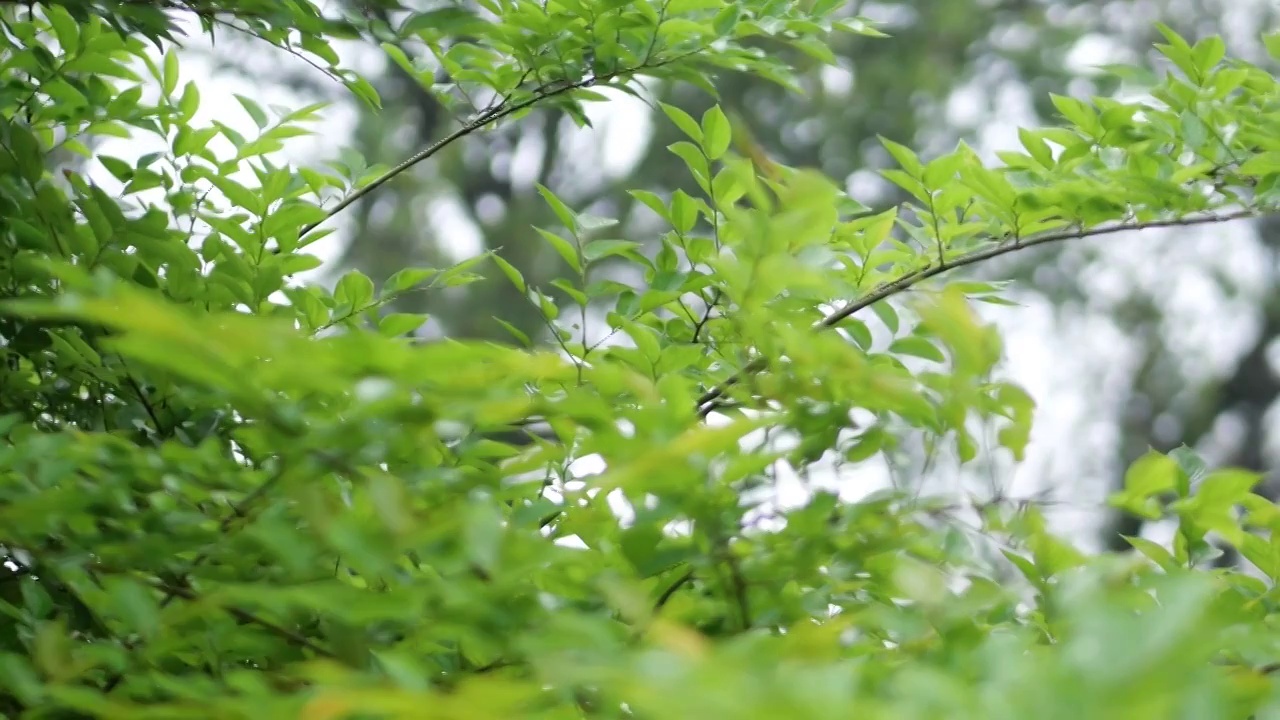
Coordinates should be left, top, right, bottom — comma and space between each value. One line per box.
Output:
654, 567, 694, 611
301, 51, 698, 237
150, 577, 334, 658
695, 207, 1275, 417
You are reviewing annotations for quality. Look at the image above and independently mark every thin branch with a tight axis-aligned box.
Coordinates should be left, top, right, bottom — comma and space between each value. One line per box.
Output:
149, 578, 334, 658
121, 368, 165, 438
205, 14, 343, 86
654, 567, 694, 610
695, 207, 1275, 417
691, 288, 721, 344
708, 526, 750, 629
300, 51, 698, 237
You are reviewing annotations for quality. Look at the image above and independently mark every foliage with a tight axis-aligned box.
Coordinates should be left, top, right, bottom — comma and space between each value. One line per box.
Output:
327, 0, 1280, 566
3, 1, 1280, 718
332, 0, 1166, 346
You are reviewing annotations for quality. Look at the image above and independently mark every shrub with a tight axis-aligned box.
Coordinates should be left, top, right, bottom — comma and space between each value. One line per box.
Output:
2, 2, 1279, 718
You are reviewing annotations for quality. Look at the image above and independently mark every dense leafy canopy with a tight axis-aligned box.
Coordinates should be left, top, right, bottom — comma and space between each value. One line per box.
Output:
3, 1, 1280, 718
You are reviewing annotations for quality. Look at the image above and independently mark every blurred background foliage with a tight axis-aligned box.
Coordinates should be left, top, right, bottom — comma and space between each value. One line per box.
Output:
201, 0, 1280, 554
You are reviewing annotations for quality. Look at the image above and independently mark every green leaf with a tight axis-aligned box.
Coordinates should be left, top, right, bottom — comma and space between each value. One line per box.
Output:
536, 183, 578, 232
844, 319, 873, 350
584, 239, 641, 263
235, 94, 270, 129
1049, 93, 1099, 135
1168, 445, 1206, 497
1178, 110, 1207, 151
1265, 32, 1280, 63
178, 81, 200, 121
48, 6, 79, 51
108, 578, 160, 639
346, 74, 382, 109
162, 47, 179, 96
378, 312, 428, 337
660, 102, 703, 143
1124, 535, 1178, 571
668, 141, 710, 187
551, 278, 588, 307
712, 165, 747, 207
491, 254, 526, 292
871, 301, 899, 334
460, 499, 499, 571
534, 227, 582, 272
200, 171, 262, 214
700, 105, 731, 160
1237, 152, 1280, 177
1191, 34, 1226, 77
1154, 22, 1200, 81
8, 124, 44, 185
711, 4, 740, 36
669, 190, 698, 234
301, 33, 341, 65
0, 653, 43, 706
1017, 128, 1054, 168
577, 214, 619, 232
889, 337, 945, 363
98, 155, 134, 182
335, 269, 376, 309
1112, 452, 1180, 520
494, 318, 531, 346
628, 189, 669, 222
834, 16, 889, 36
1195, 469, 1260, 507
280, 253, 324, 276
384, 268, 438, 295
879, 136, 924, 177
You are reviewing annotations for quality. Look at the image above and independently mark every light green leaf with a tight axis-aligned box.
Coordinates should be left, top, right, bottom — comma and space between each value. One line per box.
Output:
701, 105, 731, 160
378, 313, 428, 337
384, 267, 438, 295
660, 102, 703, 143
335, 270, 376, 309
162, 47, 179, 96
491, 254, 526, 292
1265, 32, 1280, 63
584, 239, 641, 262
1123, 451, 1181, 498
536, 183, 578, 233
889, 337, 945, 363
235, 94, 270, 129
534, 227, 582, 272
879, 136, 924, 177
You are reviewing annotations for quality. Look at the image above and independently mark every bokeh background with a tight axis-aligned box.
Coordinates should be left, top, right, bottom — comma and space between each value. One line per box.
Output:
108, 0, 1280, 556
